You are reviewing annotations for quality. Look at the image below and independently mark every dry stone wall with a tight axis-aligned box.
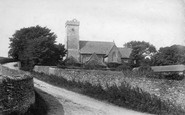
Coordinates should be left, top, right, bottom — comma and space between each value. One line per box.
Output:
33, 66, 50, 75
0, 65, 35, 115
33, 65, 124, 87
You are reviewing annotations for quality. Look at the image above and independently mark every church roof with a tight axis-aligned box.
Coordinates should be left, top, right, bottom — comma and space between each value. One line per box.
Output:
79, 40, 114, 55
118, 47, 132, 58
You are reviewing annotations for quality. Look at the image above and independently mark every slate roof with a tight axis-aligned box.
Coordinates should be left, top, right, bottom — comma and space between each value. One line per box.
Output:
79, 40, 114, 55
118, 47, 132, 58
151, 65, 185, 72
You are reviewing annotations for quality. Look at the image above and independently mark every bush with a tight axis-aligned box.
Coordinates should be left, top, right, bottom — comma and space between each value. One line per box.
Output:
0, 57, 16, 64
164, 72, 184, 80
146, 72, 184, 80
138, 65, 153, 72
116, 63, 131, 71
58, 56, 82, 69
20, 60, 35, 71
56, 63, 66, 69
106, 62, 121, 69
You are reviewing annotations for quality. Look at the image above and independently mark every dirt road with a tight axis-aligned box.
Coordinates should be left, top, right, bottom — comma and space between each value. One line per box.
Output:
3, 62, 150, 115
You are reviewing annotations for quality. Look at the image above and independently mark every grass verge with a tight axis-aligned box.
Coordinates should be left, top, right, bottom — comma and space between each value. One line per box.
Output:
32, 72, 185, 115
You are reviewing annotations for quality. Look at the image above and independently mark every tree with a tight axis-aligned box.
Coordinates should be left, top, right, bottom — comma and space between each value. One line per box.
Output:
124, 41, 157, 68
152, 45, 185, 66
9, 25, 66, 70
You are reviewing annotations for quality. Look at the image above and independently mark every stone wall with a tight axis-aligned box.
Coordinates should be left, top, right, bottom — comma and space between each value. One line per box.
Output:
33, 66, 51, 75
33, 65, 123, 87
0, 65, 35, 115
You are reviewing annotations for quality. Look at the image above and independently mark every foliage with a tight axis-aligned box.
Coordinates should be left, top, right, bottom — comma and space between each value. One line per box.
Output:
32, 71, 185, 115
138, 65, 153, 73
152, 45, 185, 66
8, 25, 66, 71
115, 63, 131, 71
147, 72, 184, 80
62, 56, 81, 67
0, 57, 16, 64
124, 41, 156, 68
106, 62, 121, 69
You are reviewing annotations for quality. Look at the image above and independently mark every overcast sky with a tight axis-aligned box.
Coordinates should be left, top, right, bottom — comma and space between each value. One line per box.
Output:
0, 0, 185, 57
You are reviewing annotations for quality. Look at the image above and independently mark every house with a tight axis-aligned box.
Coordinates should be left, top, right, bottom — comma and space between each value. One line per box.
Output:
64, 19, 132, 64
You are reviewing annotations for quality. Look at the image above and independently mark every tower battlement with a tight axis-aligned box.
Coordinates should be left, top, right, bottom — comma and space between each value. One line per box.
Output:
65, 19, 80, 27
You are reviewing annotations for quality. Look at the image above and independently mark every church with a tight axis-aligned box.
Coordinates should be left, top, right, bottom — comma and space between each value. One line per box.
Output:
65, 19, 132, 64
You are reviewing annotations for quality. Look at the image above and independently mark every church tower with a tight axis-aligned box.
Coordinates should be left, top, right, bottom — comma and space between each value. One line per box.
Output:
65, 19, 80, 61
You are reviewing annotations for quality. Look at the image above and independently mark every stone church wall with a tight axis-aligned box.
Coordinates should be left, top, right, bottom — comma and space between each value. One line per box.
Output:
107, 45, 122, 63
0, 66, 35, 115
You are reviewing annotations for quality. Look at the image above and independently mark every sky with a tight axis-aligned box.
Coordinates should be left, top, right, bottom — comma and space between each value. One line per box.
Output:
0, 0, 185, 57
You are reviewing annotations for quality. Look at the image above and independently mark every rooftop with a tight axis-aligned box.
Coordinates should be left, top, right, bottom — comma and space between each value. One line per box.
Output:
79, 40, 114, 55
118, 47, 132, 58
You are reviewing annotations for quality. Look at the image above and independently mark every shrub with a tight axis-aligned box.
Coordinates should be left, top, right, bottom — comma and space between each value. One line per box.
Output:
20, 60, 35, 71
0, 57, 16, 64
61, 56, 82, 68
146, 72, 184, 80
56, 63, 66, 69
138, 65, 152, 72
116, 63, 131, 71
161, 72, 184, 80
106, 62, 121, 69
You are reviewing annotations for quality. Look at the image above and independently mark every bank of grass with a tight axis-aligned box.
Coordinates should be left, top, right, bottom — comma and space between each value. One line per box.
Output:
32, 72, 185, 115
